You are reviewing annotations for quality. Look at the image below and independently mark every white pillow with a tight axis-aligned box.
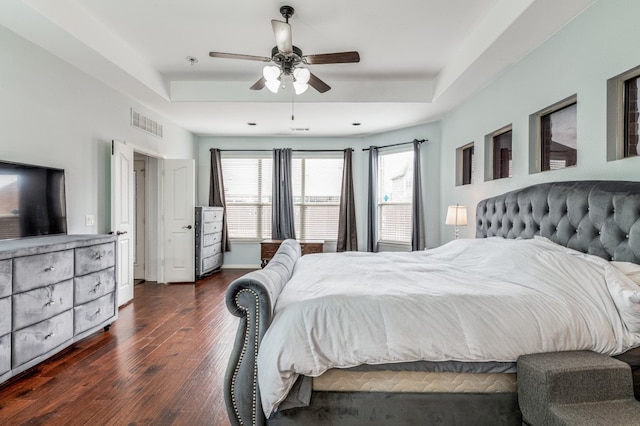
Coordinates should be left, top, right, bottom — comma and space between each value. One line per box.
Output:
611, 261, 640, 286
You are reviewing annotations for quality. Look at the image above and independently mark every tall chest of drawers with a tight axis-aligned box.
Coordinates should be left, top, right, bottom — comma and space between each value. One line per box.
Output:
0, 234, 117, 384
194, 206, 224, 278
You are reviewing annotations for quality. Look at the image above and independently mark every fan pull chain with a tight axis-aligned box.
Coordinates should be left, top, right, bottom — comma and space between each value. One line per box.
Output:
291, 91, 295, 121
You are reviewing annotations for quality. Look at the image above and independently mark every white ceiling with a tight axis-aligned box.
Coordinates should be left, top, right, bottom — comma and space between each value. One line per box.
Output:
0, 0, 597, 137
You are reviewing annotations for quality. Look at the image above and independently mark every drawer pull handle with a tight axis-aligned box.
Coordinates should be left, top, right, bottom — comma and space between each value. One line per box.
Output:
95, 254, 103, 260
88, 308, 102, 321
44, 332, 55, 340
89, 282, 102, 294
45, 266, 55, 272
45, 300, 55, 307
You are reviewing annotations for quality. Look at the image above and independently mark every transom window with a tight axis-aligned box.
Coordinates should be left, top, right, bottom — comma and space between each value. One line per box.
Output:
221, 154, 343, 241
456, 143, 474, 186
491, 128, 512, 179
540, 101, 577, 171
530, 96, 578, 173
378, 149, 414, 244
624, 75, 639, 158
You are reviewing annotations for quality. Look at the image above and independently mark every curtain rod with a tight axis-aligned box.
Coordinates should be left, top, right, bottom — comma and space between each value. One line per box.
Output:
361, 139, 427, 151
213, 148, 348, 153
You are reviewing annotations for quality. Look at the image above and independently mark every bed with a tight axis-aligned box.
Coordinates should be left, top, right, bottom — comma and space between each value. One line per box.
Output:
224, 180, 640, 425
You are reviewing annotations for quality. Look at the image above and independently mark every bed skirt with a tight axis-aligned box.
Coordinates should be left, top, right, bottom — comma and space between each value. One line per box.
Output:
268, 391, 521, 425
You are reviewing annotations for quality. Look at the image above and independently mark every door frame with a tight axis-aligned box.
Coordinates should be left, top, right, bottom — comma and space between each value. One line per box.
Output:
112, 142, 164, 285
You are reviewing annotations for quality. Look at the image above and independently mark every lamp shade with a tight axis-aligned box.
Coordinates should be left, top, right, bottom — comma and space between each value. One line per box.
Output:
445, 205, 467, 226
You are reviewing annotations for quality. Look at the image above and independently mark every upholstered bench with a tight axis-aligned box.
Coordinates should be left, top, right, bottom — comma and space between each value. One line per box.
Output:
518, 351, 640, 425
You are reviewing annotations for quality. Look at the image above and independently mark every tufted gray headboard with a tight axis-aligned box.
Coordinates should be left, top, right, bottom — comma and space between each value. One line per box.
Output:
476, 181, 640, 263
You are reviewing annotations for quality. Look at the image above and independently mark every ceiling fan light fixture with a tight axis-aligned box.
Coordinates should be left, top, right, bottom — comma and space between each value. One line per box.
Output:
293, 68, 310, 84
263, 65, 281, 93
293, 81, 308, 95
265, 79, 280, 94
292, 67, 310, 94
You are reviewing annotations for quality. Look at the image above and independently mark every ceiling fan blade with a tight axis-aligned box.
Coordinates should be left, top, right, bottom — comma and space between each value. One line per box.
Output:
304, 51, 360, 65
271, 20, 293, 54
308, 72, 331, 93
209, 52, 272, 62
250, 76, 266, 90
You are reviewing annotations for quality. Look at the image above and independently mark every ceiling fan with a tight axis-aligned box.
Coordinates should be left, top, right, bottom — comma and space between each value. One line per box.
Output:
208, 5, 360, 94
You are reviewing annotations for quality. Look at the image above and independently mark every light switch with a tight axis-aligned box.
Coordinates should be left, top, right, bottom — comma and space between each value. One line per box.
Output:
85, 215, 96, 226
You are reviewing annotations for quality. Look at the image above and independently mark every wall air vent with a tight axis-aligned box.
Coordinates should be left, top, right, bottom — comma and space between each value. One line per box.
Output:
290, 128, 310, 132
131, 108, 163, 138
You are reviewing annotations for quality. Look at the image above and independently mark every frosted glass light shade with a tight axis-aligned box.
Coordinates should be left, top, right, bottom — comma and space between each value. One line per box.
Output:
445, 205, 468, 226
293, 68, 310, 84
293, 68, 310, 94
263, 65, 281, 81
263, 65, 281, 93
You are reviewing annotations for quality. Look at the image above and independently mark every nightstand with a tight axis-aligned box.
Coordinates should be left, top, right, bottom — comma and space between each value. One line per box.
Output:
260, 239, 324, 268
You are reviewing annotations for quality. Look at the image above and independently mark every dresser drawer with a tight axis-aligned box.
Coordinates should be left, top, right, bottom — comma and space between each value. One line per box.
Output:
203, 231, 222, 247
0, 297, 11, 336
74, 267, 116, 305
74, 293, 115, 335
203, 208, 223, 223
203, 221, 223, 235
12, 309, 73, 368
13, 250, 74, 293
202, 242, 222, 258
13, 280, 73, 330
202, 253, 222, 272
0, 334, 10, 376
75, 242, 116, 276
0, 260, 10, 298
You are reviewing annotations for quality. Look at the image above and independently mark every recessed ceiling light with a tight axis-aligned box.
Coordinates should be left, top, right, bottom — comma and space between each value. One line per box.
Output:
247, 122, 257, 126
352, 122, 361, 126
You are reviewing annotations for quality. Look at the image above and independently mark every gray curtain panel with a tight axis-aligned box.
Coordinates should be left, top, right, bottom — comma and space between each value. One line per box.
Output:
411, 140, 426, 251
209, 149, 231, 252
366, 146, 379, 252
337, 148, 358, 252
272, 148, 296, 240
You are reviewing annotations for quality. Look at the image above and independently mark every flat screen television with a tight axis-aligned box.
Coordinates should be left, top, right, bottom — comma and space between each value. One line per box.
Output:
0, 160, 67, 241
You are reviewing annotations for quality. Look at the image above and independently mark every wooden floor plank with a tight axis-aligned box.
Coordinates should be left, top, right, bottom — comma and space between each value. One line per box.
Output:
0, 269, 249, 426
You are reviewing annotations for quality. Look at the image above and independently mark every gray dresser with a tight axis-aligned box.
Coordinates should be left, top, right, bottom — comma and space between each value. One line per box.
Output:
194, 206, 224, 278
0, 234, 117, 384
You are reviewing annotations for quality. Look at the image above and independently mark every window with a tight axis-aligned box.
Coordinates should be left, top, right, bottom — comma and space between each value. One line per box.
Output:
378, 149, 413, 244
530, 96, 577, 173
490, 128, 512, 180
292, 156, 343, 240
221, 156, 272, 240
606, 66, 640, 161
456, 143, 474, 186
624, 75, 639, 158
221, 154, 343, 241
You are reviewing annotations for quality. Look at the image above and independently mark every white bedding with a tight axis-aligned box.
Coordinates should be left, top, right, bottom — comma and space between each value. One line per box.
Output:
258, 237, 640, 417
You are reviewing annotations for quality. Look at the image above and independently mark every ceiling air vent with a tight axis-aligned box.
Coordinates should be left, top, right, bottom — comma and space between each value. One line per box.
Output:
131, 108, 163, 138
290, 128, 310, 132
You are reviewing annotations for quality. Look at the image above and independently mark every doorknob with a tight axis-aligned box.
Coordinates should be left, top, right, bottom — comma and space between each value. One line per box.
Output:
116, 230, 128, 235
182, 225, 193, 230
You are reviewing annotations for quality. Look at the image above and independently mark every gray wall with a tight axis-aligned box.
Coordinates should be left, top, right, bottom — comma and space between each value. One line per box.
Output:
197, 122, 441, 267
0, 24, 196, 236
439, 0, 640, 242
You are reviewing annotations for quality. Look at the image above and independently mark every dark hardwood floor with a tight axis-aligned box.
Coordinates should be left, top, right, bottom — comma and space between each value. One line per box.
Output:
0, 269, 250, 426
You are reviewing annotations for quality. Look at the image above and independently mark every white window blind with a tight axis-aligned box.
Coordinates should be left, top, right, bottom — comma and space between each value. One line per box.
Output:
221, 157, 272, 240
292, 156, 343, 240
378, 149, 414, 244
221, 154, 343, 241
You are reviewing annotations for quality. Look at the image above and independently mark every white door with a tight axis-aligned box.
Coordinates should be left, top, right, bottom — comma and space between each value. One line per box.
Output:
111, 140, 135, 306
162, 159, 195, 283
134, 158, 146, 280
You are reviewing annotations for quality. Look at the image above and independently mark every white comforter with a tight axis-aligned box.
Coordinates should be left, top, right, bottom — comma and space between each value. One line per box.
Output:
258, 237, 640, 417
